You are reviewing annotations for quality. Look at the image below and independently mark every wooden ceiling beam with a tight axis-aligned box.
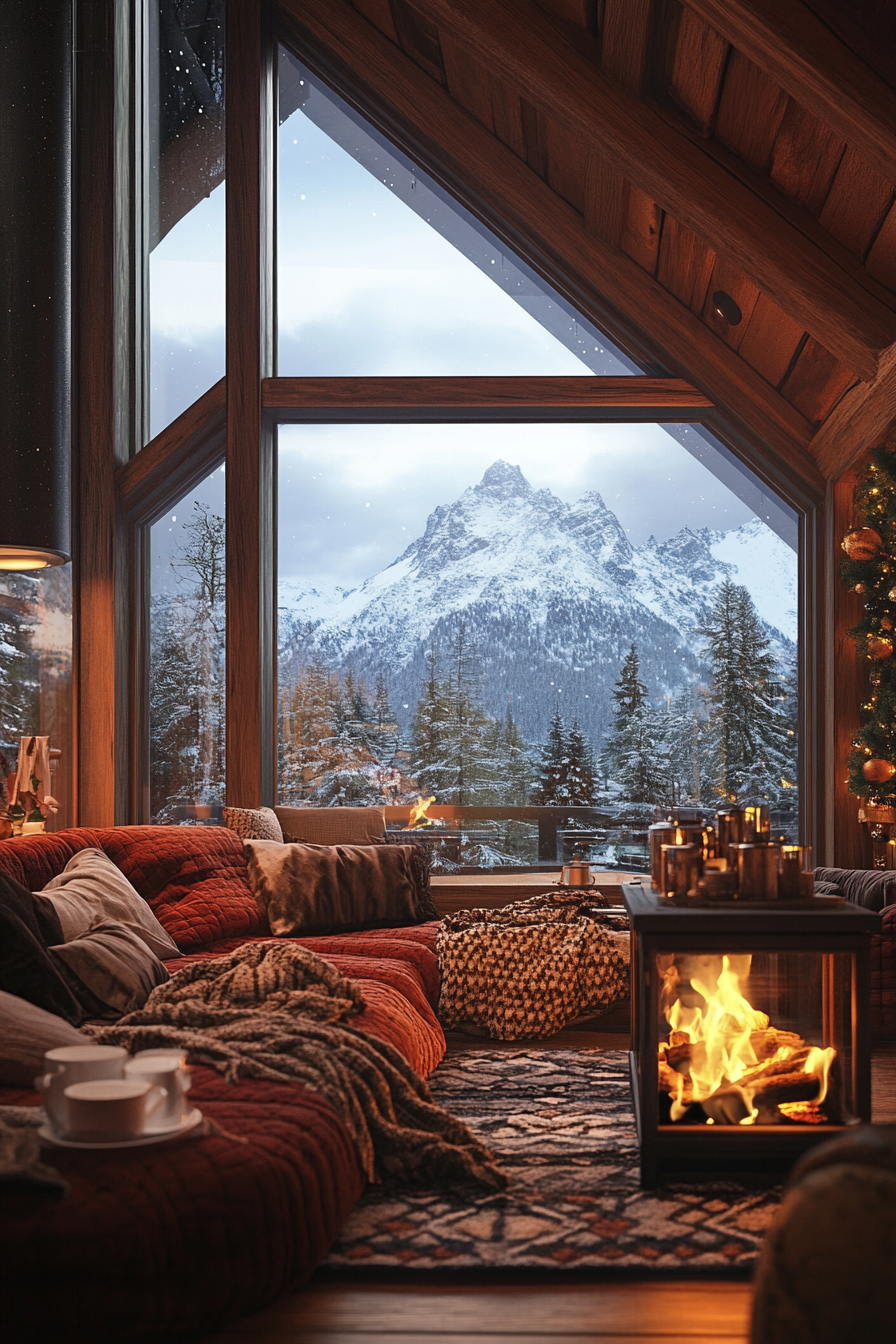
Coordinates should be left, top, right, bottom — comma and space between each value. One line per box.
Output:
681, 0, 896, 190
278, 0, 823, 503
809, 344, 896, 480
417, 0, 896, 380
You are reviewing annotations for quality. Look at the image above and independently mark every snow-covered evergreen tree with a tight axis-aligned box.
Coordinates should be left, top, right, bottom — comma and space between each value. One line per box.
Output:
535, 706, 569, 804
601, 644, 669, 806
697, 579, 793, 805
565, 718, 595, 805
149, 504, 225, 819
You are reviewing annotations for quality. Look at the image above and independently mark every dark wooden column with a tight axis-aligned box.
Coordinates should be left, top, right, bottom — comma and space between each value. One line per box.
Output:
225, 0, 274, 807
75, 0, 122, 827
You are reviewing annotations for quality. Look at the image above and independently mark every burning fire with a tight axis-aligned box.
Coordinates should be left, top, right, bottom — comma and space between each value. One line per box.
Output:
404, 795, 436, 830
658, 955, 837, 1126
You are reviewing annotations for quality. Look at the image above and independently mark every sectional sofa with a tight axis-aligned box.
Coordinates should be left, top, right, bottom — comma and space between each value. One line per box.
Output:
0, 822, 444, 1342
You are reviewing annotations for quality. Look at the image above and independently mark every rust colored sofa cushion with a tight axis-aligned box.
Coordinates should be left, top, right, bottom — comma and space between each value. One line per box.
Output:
95, 826, 268, 948
2, 1066, 363, 1344
0, 828, 267, 951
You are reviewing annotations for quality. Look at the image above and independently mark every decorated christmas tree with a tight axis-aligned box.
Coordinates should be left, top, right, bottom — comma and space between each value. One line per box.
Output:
840, 445, 896, 803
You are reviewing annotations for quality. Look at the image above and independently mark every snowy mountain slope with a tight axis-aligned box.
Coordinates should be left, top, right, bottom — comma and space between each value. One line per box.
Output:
278, 461, 796, 745
706, 518, 797, 641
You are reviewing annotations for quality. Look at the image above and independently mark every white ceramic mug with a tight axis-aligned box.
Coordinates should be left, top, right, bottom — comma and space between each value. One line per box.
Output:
62, 1079, 167, 1141
124, 1055, 192, 1129
36, 1045, 128, 1131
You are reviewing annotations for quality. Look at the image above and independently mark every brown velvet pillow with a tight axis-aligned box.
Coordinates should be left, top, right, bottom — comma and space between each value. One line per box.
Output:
0, 989, 91, 1086
244, 840, 438, 936
49, 918, 170, 1018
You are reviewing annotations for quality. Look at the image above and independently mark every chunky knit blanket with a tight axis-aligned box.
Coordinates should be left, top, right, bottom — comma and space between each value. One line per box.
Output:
437, 891, 630, 1039
88, 941, 505, 1190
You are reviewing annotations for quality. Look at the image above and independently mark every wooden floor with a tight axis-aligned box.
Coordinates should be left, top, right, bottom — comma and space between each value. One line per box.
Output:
202, 1038, 896, 1344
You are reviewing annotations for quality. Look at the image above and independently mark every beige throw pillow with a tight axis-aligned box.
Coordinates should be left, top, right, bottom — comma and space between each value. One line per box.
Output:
273, 805, 385, 846
37, 848, 181, 960
244, 840, 436, 936
0, 989, 91, 1086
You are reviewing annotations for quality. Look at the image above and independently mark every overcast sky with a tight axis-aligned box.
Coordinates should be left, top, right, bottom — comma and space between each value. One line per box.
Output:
149, 79, 781, 597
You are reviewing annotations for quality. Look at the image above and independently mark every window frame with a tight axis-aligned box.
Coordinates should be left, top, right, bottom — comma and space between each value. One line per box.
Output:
76, 0, 828, 858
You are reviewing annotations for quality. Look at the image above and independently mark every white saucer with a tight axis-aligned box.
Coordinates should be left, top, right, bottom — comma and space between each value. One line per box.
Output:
38, 1108, 203, 1150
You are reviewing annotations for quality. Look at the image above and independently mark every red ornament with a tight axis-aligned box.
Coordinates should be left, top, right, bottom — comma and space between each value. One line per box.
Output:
868, 637, 894, 661
863, 759, 896, 783
842, 528, 883, 561
883, 617, 894, 631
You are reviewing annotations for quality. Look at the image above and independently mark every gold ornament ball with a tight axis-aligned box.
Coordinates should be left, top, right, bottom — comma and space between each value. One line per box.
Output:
842, 528, 883, 561
868, 637, 894, 660
883, 617, 894, 631
863, 759, 896, 783
888, 586, 896, 601
855, 583, 867, 594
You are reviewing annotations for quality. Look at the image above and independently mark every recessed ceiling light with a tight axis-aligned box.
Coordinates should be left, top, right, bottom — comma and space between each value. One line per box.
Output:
711, 290, 742, 325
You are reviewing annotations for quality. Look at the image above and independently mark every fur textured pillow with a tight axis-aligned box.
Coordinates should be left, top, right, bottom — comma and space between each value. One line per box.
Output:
0, 989, 91, 1086
49, 918, 170, 1017
223, 805, 284, 843
245, 840, 438, 936
37, 847, 181, 960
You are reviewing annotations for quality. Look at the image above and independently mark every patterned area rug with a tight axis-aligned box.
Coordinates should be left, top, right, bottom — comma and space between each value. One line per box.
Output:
322, 1050, 781, 1273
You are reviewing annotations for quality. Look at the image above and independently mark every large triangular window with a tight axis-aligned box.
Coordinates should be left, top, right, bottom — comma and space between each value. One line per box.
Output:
277, 49, 636, 377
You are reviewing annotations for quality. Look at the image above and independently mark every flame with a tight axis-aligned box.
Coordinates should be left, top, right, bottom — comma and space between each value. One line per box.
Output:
662, 956, 836, 1124
404, 795, 436, 829
803, 1046, 835, 1104
664, 956, 769, 1119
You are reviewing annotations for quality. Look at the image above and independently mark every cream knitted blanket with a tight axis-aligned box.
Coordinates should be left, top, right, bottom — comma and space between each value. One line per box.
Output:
438, 891, 630, 1039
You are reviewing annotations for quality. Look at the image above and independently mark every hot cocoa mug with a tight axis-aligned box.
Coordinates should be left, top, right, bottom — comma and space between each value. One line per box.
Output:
62, 1079, 168, 1141
36, 1045, 128, 1130
124, 1055, 192, 1129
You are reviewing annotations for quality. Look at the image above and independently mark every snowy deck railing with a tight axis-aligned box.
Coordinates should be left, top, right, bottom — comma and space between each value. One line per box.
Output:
384, 804, 650, 864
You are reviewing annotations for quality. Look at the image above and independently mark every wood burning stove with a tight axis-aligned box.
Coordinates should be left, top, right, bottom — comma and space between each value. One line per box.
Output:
622, 882, 880, 1187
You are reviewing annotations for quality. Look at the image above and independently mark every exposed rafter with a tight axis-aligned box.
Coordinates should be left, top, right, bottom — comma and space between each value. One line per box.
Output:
279, 0, 823, 502
810, 344, 896, 480
415, 0, 896, 380
681, 0, 896, 189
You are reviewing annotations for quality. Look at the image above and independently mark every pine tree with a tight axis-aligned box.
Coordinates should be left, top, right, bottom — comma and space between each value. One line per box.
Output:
602, 645, 669, 806
565, 718, 595, 805
410, 641, 452, 797
148, 504, 225, 819
369, 671, 399, 764
0, 575, 40, 747
535, 706, 568, 804
697, 579, 792, 804
612, 644, 647, 725
441, 621, 498, 804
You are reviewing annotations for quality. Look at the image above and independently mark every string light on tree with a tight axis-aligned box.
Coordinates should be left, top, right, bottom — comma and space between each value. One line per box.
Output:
841, 446, 896, 804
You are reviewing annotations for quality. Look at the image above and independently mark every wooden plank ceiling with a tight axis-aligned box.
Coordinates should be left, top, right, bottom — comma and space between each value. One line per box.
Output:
282, 0, 896, 483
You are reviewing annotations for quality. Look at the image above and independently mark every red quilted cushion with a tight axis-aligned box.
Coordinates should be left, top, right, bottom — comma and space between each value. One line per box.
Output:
0, 829, 103, 892
2, 1066, 362, 1342
89, 826, 268, 949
